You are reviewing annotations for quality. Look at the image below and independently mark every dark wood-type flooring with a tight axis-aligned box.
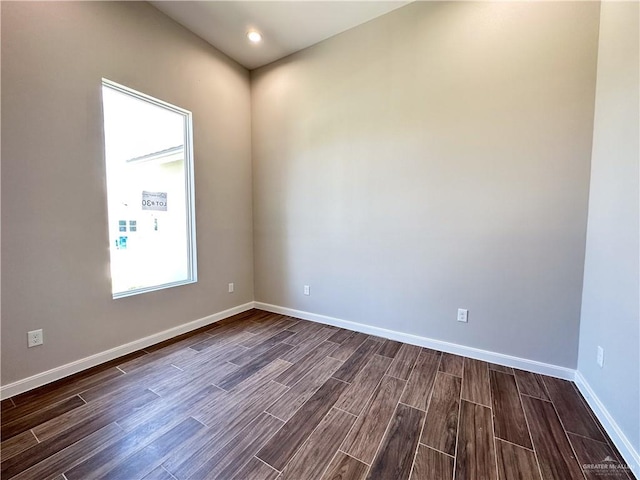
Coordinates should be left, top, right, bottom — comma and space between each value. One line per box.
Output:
1, 309, 634, 480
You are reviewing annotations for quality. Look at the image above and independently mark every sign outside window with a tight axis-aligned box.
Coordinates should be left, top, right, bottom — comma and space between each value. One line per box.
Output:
142, 191, 168, 211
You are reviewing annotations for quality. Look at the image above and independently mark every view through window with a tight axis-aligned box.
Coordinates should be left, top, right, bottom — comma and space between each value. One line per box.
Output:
101, 79, 197, 298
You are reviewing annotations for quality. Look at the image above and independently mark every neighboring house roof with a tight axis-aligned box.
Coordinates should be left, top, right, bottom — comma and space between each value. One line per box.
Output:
126, 145, 184, 164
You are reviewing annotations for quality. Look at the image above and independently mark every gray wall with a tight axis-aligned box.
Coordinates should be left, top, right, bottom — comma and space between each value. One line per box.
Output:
251, 1, 600, 367
578, 0, 640, 456
1, 2, 253, 385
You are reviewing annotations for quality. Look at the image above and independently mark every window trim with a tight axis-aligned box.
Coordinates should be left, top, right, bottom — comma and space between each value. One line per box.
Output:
102, 78, 198, 299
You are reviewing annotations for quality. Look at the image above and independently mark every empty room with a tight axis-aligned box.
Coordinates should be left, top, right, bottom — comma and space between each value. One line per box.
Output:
1, 1, 638, 479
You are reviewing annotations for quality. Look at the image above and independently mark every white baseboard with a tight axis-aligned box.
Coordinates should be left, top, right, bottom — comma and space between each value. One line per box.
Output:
254, 302, 575, 380
3, 299, 636, 477
259, 302, 640, 474
574, 371, 640, 479
0, 302, 254, 400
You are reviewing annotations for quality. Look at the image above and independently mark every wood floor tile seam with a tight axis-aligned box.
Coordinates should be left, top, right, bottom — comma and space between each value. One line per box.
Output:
437, 370, 463, 380
567, 381, 612, 443
568, 433, 634, 480
494, 439, 544, 480
398, 400, 428, 412
407, 406, 430, 480
545, 392, 590, 480
147, 387, 161, 397
6, 421, 126, 480
322, 450, 342, 480
232, 384, 291, 419
273, 404, 342, 475
1, 393, 88, 439
381, 353, 396, 376
186, 412, 285, 480
386, 372, 412, 381
275, 341, 340, 388
337, 381, 387, 466
460, 397, 494, 409
490, 369, 535, 452
190, 416, 208, 428
424, 353, 442, 413
364, 353, 398, 407
69, 417, 182, 479
418, 442, 455, 459
263, 410, 286, 423
397, 355, 418, 406
213, 344, 284, 393
488, 377, 501, 480
314, 458, 337, 480
487, 364, 510, 479
495, 435, 536, 453
461, 358, 492, 408
520, 392, 553, 402
357, 401, 406, 473
334, 355, 392, 417
338, 449, 372, 467
513, 370, 553, 480
451, 361, 464, 480
309, 418, 359, 480
159, 465, 178, 479
232, 368, 292, 397
539, 375, 553, 400
254, 454, 282, 474
328, 333, 369, 362
488, 364, 515, 374
525, 398, 587, 480
369, 403, 426, 479
514, 388, 540, 458
438, 353, 464, 378
258, 378, 349, 472
333, 406, 358, 418
330, 376, 351, 385
320, 450, 373, 480
0, 431, 42, 463
157, 418, 240, 478
339, 365, 414, 469
565, 429, 612, 446
491, 431, 501, 480
405, 346, 421, 379
267, 361, 342, 421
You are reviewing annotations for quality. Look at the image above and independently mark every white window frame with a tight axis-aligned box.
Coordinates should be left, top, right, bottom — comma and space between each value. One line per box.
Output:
102, 78, 198, 299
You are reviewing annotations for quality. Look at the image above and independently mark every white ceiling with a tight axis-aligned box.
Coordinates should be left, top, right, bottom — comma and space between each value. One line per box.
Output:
150, 1, 411, 70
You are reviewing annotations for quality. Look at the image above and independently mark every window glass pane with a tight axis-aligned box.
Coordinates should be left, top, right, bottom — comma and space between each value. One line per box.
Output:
101, 80, 196, 298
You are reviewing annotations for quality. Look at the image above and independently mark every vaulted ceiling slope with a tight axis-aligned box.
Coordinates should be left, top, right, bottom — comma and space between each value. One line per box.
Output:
150, 1, 412, 70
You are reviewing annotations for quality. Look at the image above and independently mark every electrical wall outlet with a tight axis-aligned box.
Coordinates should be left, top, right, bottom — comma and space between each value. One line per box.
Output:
303, 285, 310, 296
28, 329, 44, 348
457, 308, 468, 323
228, 282, 234, 293
597, 346, 604, 368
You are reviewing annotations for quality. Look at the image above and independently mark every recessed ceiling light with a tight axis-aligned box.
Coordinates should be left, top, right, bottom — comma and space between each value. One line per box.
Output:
247, 30, 262, 44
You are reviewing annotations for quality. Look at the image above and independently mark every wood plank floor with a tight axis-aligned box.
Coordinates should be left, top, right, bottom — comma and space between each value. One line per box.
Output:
1, 309, 634, 480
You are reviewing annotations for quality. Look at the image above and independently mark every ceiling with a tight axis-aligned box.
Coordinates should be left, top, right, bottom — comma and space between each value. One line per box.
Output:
150, 1, 411, 70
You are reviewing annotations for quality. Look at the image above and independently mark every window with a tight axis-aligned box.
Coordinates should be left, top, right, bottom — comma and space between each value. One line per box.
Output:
101, 79, 197, 298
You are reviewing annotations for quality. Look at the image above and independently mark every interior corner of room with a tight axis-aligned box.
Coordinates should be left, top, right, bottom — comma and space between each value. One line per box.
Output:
1, 0, 638, 477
